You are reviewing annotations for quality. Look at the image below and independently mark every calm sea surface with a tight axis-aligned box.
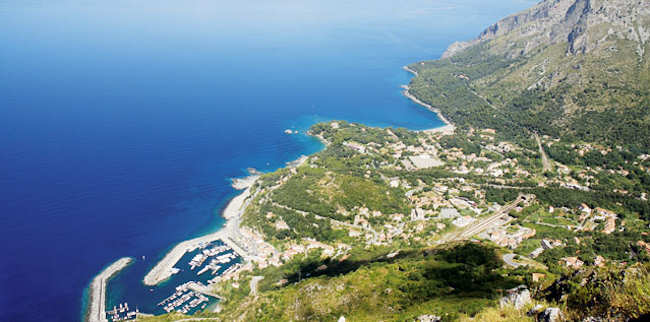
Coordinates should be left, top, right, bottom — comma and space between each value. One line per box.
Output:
0, 0, 535, 320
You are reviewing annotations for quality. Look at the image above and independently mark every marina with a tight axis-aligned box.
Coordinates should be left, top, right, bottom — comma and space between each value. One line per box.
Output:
105, 239, 242, 317
106, 303, 138, 321
157, 282, 211, 314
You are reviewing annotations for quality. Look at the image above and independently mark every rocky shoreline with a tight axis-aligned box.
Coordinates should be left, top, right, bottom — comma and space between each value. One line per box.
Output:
401, 83, 455, 134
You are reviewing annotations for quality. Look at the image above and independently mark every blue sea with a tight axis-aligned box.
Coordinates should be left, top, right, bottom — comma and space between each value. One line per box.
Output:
0, 0, 536, 320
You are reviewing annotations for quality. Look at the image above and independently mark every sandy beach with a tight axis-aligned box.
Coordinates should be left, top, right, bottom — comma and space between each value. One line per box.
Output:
87, 257, 133, 322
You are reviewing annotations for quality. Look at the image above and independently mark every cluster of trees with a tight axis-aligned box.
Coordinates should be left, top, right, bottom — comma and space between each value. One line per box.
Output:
546, 143, 637, 168
311, 121, 397, 146
399, 242, 519, 309
243, 200, 342, 243
439, 135, 482, 155
271, 166, 409, 223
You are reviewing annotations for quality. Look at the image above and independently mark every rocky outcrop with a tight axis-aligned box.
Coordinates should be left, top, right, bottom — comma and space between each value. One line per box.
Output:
539, 307, 563, 322
499, 285, 532, 309
417, 314, 441, 322
442, 0, 650, 59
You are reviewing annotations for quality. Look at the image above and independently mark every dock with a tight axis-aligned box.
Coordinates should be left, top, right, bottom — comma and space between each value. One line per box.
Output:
86, 257, 133, 322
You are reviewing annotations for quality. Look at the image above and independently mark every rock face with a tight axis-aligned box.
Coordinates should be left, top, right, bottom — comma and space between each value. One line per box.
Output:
499, 285, 532, 309
411, 0, 650, 150
417, 314, 441, 322
539, 307, 562, 322
442, 0, 650, 58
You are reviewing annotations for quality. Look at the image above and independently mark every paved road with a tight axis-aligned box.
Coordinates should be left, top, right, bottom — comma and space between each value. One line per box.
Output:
502, 253, 521, 268
250, 276, 264, 296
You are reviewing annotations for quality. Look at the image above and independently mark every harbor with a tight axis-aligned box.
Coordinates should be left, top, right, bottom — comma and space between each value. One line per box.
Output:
157, 282, 211, 314
87, 176, 257, 321
99, 239, 242, 320
106, 303, 138, 321
150, 239, 241, 314
143, 182, 254, 286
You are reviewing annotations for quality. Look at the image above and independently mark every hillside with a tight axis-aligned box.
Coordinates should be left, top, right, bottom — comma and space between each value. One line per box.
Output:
407, 0, 650, 151
139, 121, 650, 322
134, 1, 650, 321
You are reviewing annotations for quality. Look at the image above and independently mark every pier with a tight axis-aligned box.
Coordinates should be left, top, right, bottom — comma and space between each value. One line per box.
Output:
157, 281, 220, 314
86, 257, 133, 322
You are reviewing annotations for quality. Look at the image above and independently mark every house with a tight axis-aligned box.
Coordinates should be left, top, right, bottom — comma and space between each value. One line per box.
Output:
530, 247, 544, 258
410, 208, 426, 221
561, 257, 584, 269
343, 141, 366, 153
439, 208, 460, 219
603, 216, 616, 234
532, 273, 546, 282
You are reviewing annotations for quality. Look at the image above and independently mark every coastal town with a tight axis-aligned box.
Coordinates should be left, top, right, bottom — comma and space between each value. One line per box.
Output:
196, 119, 648, 321
88, 117, 649, 321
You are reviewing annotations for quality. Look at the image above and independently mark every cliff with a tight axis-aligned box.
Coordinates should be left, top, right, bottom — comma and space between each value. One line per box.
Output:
410, 0, 650, 150
443, 0, 650, 58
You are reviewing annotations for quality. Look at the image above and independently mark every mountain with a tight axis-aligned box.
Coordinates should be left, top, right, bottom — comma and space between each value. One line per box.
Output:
137, 2, 650, 321
407, 0, 650, 151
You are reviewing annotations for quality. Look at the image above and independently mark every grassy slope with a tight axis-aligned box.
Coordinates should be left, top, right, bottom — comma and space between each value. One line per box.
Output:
215, 243, 529, 321
137, 121, 650, 322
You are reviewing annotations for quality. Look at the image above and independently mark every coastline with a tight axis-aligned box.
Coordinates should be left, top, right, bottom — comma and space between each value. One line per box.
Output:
142, 152, 313, 287
142, 183, 255, 286
401, 83, 455, 135
86, 257, 133, 322
402, 65, 419, 77
144, 73, 454, 287
85, 65, 455, 318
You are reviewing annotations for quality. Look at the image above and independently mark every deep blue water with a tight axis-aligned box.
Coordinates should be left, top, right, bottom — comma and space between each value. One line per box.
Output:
0, 1, 536, 321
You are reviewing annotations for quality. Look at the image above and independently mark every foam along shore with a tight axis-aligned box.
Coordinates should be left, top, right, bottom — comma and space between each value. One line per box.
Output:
402, 65, 418, 77
231, 175, 260, 190
87, 257, 133, 322
143, 180, 255, 286
286, 155, 308, 168
231, 168, 262, 190
401, 83, 456, 135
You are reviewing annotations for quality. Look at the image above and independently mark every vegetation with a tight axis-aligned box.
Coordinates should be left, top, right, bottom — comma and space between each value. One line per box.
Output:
141, 3, 650, 318
213, 243, 526, 321
407, 13, 650, 153
542, 264, 650, 320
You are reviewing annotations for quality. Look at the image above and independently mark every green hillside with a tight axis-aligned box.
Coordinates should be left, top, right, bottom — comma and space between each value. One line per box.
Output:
407, 0, 650, 151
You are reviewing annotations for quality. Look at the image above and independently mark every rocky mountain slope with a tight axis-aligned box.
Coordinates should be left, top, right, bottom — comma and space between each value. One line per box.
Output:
408, 0, 650, 151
